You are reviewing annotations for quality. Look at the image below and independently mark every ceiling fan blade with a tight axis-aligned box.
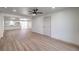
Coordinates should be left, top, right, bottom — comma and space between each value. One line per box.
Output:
36, 8, 38, 11
37, 12, 43, 14
33, 9, 36, 12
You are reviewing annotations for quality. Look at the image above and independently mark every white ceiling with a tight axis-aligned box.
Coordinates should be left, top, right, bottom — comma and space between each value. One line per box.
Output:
0, 7, 66, 17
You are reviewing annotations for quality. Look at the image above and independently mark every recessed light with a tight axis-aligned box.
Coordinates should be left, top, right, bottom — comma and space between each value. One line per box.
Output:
52, 6, 55, 8
13, 9, 16, 12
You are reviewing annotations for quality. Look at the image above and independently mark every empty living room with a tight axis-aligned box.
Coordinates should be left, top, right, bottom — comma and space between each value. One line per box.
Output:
0, 7, 79, 51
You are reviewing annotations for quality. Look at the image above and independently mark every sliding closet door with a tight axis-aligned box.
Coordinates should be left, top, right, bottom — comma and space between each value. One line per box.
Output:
43, 16, 51, 36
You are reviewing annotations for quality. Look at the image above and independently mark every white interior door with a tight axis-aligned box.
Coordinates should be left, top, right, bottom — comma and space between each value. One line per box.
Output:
43, 16, 51, 36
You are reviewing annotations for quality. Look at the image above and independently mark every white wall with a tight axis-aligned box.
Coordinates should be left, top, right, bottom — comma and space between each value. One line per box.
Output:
0, 14, 4, 38
32, 8, 79, 45
32, 16, 43, 34
51, 8, 79, 45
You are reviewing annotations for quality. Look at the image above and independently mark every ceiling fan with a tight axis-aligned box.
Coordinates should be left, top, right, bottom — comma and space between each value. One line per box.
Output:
29, 8, 43, 15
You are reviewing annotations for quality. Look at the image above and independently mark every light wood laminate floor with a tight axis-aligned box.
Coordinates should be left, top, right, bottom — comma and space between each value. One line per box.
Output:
0, 29, 79, 51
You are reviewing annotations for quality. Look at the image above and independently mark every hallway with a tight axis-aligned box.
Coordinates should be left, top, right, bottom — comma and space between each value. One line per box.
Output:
0, 29, 79, 51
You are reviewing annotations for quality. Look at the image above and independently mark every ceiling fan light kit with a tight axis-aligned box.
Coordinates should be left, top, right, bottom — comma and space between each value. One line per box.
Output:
32, 14, 36, 16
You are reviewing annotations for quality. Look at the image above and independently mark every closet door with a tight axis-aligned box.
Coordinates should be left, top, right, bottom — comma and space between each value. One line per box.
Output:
43, 16, 51, 36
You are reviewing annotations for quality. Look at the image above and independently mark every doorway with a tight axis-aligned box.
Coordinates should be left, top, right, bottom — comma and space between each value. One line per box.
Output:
43, 16, 51, 36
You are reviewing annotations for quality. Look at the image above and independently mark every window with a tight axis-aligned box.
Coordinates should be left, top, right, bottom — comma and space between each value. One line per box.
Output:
20, 21, 28, 29
9, 21, 15, 26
